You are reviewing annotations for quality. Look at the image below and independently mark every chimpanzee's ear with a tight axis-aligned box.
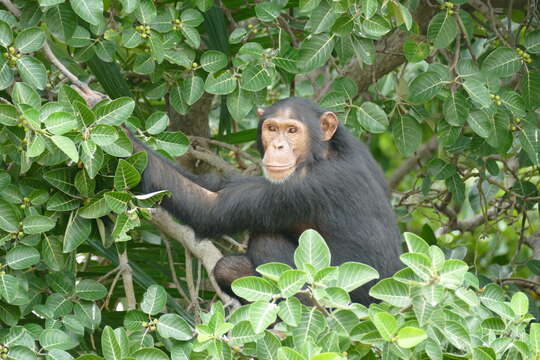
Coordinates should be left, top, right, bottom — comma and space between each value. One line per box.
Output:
320, 112, 338, 141
256, 107, 265, 118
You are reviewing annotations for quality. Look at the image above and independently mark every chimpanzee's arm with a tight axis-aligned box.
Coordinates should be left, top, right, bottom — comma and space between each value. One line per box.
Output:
124, 127, 225, 192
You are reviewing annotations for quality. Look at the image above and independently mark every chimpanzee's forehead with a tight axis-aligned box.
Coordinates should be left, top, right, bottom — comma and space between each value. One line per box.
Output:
265, 103, 319, 122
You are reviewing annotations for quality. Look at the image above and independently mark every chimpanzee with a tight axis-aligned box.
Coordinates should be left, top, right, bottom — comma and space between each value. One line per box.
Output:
127, 97, 402, 305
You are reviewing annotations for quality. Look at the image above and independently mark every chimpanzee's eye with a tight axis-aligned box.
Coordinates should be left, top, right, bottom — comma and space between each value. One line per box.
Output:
288, 127, 297, 134
268, 125, 277, 132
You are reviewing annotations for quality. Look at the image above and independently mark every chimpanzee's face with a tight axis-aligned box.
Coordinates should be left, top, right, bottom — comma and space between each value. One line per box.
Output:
261, 110, 309, 182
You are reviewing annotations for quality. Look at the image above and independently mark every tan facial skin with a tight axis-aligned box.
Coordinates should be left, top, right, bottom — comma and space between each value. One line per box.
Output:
259, 108, 338, 182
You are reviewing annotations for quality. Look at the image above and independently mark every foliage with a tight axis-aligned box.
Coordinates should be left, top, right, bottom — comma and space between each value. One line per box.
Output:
0, 0, 539, 359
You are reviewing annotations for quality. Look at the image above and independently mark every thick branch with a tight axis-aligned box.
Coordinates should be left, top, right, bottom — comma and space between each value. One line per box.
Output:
149, 208, 239, 307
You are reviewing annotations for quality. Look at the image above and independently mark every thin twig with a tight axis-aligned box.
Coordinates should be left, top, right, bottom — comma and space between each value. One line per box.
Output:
185, 249, 201, 322
190, 136, 262, 168
163, 236, 191, 303
389, 137, 438, 190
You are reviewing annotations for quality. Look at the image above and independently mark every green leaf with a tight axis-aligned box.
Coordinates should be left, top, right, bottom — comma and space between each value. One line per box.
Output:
70, 0, 103, 26
446, 175, 465, 204
133, 0, 155, 23
0, 57, 13, 90
0, 104, 18, 126
355, 102, 389, 133
23, 215, 56, 234
256, 262, 293, 282
369, 278, 411, 307
462, 79, 491, 108
403, 40, 430, 63
51, 135, 79, 163
0, 273, 19, 304
63, 215, 92, 252
104, 192, 131, 214
28, 135, 47, 158
181, 8, 204, 26
531, 323, 540, 353
308, 2, 339, 34
392, 115, 422, 156
44, 168, 78, 196
181, 76, 204, 106
510, 291, 529, 316
521, 69, 540, 110
294, 229, 331, 272
277, 297, 302, 327
241, 64, 272, 92
255, 2, 281, 22
427, 11, 457, 48
300, 0, 321, 12
409, 71, 445, 103
100, 131, 133, 157
482, 47, 522, 77
205, 70, 236, 95
148, 32, 164, 63
396, 327, 427, 349
16, 56, 47, 90
0, 20, 12, 47
45, 112, 78, 135
45, 4, 77, 43
133, 348, 169, 360
145, 111, 169, 135
336, 262, 379, 292
278, 270, 307, 298
524, 28, 540, 53
114, 159, 141, 190
201, 50, 228, 73
40, 329, 77, 350
42, 234, 65, 271
427, 159, 456, 180
157, 314, 193, 340
91, 124, 119, 146
133, 53, 155, 75
439, 259, 468, 289
371, 312, 397, 341
403, 233, 430, 254
102, 326, 122, 360
467, 111, 490, 138
443, 91, 469, 126
0, 199, 19, 232
498, 88, 526, 118
12, 82, 41, 108
6, 245, 40, 269
140, 285, 167, 315
297, 34, 335, 72
362, 15, 391, 37
249, 301, 279, 334
76, 279, 107, 300
180, 26, 200, 49
227, 87, 254, 121
443, 321, 470, 350
79, 198, 110, 219
155, 132, 189, 156
390, 1, 412, 30
15, 27, 46, 53
95, 97, 135, 126
232, 276, 278, 302
519, 119, 540, 166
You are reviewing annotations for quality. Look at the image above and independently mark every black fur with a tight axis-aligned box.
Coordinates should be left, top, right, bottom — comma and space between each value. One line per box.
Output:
129, 97, 402, 305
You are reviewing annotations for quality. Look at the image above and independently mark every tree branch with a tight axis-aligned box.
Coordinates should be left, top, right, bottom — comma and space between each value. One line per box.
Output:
389, 137, 438, 190
149, 208, 240, 308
